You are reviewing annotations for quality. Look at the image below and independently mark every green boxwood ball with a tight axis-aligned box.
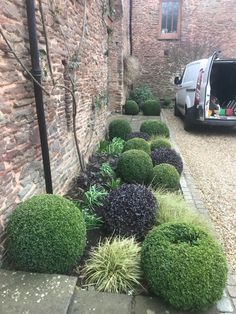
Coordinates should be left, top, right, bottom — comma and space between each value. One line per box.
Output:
124, 100, 139, 115
150, 138, 171, 151
123, 138, 151, 155
152, 163, 180, 190
7, 194, 86, 274
141, 223, 228, 310
143, 99, 161, 116
140, 120, 169, 137
116, 149, 153, 184
109, 119, 132, 140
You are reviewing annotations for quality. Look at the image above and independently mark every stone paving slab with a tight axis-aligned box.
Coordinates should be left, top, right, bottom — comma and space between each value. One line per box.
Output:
67, 289, 132, 314
134, 296, 220, 314
0, 270, 77, 314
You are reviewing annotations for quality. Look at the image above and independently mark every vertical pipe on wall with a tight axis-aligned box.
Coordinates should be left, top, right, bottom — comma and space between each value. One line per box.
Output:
129, 0, 133, 55
26, 0, 53, 194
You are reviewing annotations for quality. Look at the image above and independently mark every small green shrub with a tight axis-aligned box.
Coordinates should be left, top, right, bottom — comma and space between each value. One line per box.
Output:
7, 195, 86, 274
163, 97, 172, 107
124, 100, 139, 115
141, 223, 227, 310
102, 184, 157, 238
109, 120, 132, 141
127, 132, 150, 141
154, 190, 212, 231
152, 163, 180, 190
140, 120, 169, 137
143, 99, 161, 116
150, 138, 171, 150
123, 138, 151, 155
83, 237, 142, 293
99, 163, 115, 179
81, 207, 103, 230
116, 149, 153, 184
129, 85, 154, 108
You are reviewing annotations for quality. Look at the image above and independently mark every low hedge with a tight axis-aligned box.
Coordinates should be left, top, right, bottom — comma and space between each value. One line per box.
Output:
140, 120, 170, 137
124, 100, 139, 115
108, 119, 132, 141
143, 99, 161, 116
152, 163, 180, 190
150, 138, 171, 150
141, 223, 228, 310
7, 194, 86, 274
123, 138, 151, 154
116, 149, 153, 184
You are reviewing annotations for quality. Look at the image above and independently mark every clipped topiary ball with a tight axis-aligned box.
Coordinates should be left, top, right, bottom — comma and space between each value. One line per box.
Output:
152, 163, 180, 190
140, 120, 169, 137
116, 149, 153, 184
127, 132, 150, 141
151, 148, 183, 174
143, 99, 161, 116
109, 119, 132, 141
141, 223, 228, 310
124, 100, 139, 115
123, 138, 151, 155
103, 184, 157, 238
150, 138, 171, 151
7, 194, 86, 274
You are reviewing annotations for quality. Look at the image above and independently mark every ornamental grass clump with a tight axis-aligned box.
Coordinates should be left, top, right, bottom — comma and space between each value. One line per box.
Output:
108, 119, 132, 140
150, 137, 171, 150
127, 132, 151, 141
151, 147, 183, 174
154, 190, 212, 231
152, 164, 180, 191
83, 237, 142, 293
124, 100, 139, 115
7, 195, 86, 274
140, 120, 170, 137
141, 223, 228, 311
142, 99, 161, 116
102, 184, 157, 238
123, 138, 151, 154
116, 149, 153, 184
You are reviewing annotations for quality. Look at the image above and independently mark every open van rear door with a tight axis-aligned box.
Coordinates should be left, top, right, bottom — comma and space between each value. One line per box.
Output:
199, 51, 219, 120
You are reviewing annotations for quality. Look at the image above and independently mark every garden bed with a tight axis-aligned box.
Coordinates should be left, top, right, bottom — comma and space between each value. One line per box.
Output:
4, 113, 228, 313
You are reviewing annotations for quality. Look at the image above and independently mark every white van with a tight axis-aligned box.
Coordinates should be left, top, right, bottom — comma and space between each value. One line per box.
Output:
174, 51, 236, 131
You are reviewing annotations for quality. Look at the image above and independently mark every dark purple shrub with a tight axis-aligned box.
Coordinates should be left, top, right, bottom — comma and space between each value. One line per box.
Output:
151, 148, 183, 174
102, 184, 157, 239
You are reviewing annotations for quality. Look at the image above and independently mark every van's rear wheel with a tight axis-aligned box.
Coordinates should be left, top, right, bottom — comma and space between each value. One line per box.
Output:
184, 109, 194, 131
174, 101, 181, 117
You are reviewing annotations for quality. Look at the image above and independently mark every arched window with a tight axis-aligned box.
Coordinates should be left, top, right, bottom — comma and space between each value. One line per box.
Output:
159, 0, 181, 39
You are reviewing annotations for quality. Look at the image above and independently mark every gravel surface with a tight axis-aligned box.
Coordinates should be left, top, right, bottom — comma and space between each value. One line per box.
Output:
164, 109, 236, 274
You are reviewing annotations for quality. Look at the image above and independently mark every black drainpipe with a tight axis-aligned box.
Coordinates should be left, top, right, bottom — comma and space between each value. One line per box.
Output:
129, 0, 133, 55
26, 0, 53, 194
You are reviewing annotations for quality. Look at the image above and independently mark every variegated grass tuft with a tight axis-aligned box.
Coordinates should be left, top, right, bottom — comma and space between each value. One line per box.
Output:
82, 236, 142, 294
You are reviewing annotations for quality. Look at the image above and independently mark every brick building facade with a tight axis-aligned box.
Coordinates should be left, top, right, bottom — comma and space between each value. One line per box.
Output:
0, 0, 129, 262
132, 0, 236, 98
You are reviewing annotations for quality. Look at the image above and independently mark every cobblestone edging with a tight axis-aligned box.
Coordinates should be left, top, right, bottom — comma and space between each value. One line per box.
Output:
161, 110, 236, 314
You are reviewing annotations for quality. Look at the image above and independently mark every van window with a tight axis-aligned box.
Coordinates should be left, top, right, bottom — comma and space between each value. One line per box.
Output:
183, 63, 200, 83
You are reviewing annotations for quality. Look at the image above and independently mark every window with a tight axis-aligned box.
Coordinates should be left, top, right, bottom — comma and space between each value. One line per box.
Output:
159, 0, 181, 40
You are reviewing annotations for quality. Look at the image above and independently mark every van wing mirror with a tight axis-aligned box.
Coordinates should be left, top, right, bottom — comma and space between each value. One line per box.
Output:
174, 76, 180, 85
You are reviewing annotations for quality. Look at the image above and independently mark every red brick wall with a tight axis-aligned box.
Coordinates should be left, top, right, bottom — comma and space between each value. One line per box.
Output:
132, 0, 236, 98
0, 0, 128, 262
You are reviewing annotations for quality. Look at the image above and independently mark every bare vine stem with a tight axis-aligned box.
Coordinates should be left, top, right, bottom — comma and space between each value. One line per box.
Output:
0, 27, 50, 96
38, 0, 55, 85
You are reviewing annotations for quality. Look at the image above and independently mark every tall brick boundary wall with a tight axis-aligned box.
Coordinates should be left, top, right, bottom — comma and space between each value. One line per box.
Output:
0, 0, 128, 263
132, 0, 236, 98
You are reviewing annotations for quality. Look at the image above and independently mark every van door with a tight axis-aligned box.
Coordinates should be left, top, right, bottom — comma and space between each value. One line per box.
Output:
199, 51, 219, 120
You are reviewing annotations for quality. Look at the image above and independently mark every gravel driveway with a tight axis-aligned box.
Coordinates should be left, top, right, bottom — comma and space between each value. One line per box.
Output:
164, 109, 236, 274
